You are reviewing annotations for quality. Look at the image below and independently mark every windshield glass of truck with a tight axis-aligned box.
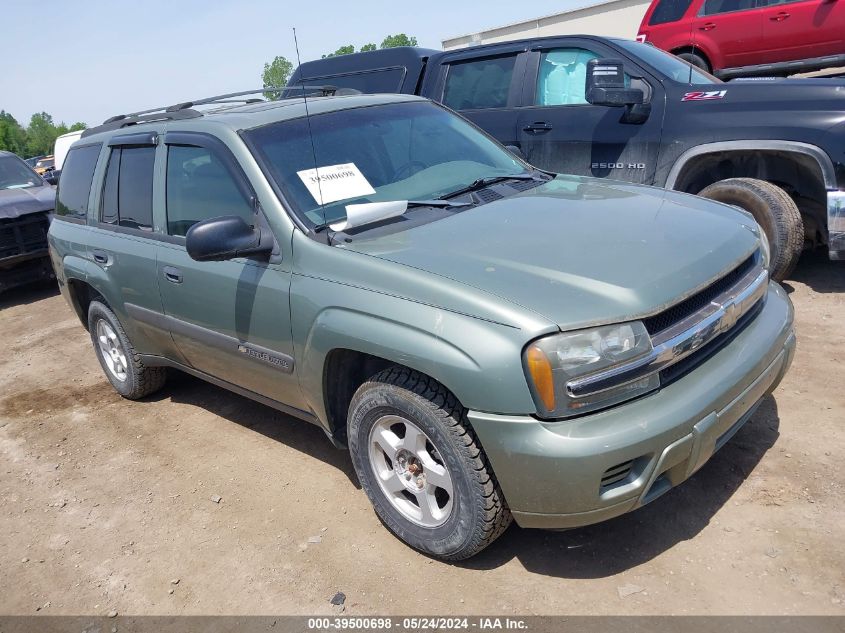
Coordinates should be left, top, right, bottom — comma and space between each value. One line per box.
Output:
0, 156, 43, 190
244, 101, 527, 227
615, 41, 721, 84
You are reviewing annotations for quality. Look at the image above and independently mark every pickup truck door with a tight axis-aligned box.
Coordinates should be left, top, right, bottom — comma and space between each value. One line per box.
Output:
428, 43, 531, 149
514, 39, 665, 185
153, 132, 307, 412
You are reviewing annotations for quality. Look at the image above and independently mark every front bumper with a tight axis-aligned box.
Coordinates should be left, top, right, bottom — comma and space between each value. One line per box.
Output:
828, 190, 845, 260
468, 282, 795, 529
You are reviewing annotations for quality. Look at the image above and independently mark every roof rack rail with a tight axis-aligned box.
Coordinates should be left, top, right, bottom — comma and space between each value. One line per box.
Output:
82, 89, 270, 138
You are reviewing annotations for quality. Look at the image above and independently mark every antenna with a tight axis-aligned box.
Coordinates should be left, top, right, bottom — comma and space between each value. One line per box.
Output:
293, 28, 330, 244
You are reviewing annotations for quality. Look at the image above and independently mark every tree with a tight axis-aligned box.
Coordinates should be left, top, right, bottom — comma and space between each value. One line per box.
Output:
25, 112, 59, 157
0, 111, 27, 155
319, 34, 417, 58
262, 55, 293, 101
380, 34, 417, 48
322, 44, 356, 59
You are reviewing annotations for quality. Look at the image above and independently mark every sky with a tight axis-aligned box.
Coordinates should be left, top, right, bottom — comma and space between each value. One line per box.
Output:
0, 0, 580, 127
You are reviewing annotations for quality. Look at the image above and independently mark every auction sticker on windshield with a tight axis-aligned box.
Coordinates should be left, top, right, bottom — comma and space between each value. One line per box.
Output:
297, 163, 376, 205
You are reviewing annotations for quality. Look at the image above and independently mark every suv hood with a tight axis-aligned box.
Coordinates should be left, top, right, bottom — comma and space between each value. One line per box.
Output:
345, 177, 760, 330
0, 184, 56, 219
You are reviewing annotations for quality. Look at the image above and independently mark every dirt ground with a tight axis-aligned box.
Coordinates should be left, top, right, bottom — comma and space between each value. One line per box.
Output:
1, 251, 843, 616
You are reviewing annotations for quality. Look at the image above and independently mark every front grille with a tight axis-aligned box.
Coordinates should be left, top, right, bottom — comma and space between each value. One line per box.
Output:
643, 253, 758, 336
659, 298, 764, 385
601, 459, 635, 490
0, 213, 50, 260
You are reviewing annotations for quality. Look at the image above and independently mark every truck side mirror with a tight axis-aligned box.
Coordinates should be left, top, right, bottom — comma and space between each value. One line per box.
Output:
586, 59, 644, 107
185, 215, 273, 262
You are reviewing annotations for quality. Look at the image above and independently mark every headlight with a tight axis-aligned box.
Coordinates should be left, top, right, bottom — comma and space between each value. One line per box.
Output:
523, 321, 658, 418
757, 222, 771, 271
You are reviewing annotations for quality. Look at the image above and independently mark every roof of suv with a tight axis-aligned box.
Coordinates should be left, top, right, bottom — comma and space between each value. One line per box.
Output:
81, 93, 425, 143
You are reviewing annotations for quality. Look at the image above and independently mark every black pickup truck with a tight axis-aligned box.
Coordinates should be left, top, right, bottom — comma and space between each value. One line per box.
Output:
0, 151, 57, 295
288, 37, 845, 280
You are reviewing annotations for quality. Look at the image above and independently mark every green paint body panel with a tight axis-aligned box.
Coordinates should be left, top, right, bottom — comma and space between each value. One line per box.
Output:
47, 94, 795, 529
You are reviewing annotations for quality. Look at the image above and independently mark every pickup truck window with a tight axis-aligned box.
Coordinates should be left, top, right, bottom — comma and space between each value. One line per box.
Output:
244, 101, 525, 228
165, 145, 254, 237
614, 40, 720, 84
100, 146, 155, 230
293, 68, 406, 95
55, 144, 101, 219
442, 55, 517, 111
537, 49, 600, 106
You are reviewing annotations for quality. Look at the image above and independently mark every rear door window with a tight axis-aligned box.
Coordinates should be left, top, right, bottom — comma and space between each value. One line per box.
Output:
701, 0, 755, 14
99, 146, 155, 230
55, 144, 102, 219
649, 0, 695, 23
442, 54, 518, 111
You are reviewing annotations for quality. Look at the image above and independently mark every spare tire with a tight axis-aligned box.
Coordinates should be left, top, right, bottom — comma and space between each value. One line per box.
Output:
698, 178, 803, 281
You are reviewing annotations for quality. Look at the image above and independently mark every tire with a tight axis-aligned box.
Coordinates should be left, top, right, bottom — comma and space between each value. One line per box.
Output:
677, 52, 711, 73
348, 367, 511, 560
87, 300, 167, 399
698, 177, 803, 281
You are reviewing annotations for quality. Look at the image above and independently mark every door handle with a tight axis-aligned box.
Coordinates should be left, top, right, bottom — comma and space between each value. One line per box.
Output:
770, 11, 790, 19
523, 122, 553, 133
699, 22, 716, 30
92, 250, 109, 265
163, 266, 183, 284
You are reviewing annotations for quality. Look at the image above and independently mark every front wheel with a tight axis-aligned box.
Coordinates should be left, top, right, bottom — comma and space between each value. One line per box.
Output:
698, 178, 803, 281
348, 367, 511, 560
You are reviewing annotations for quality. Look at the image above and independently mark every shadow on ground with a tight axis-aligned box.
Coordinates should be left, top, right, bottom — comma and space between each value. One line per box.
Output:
461, 396, 781, 577
781, 247, 845, 294
0, 281, 59, 310
153, 363, 780, 577
155, 371, 359, 486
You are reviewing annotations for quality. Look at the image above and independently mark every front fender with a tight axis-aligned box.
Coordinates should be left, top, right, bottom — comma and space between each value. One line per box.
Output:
291, 275, 542, 428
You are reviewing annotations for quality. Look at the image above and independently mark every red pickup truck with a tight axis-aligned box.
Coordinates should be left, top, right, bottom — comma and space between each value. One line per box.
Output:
637, 0, 845, 78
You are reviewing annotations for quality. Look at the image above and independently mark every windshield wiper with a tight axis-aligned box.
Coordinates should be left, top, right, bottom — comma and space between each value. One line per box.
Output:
438, 173, 541, 200
313, 199, 471, 233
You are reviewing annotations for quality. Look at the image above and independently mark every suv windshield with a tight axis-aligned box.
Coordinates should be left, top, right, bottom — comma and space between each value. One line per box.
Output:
615, 41, 721, 85
0, 155, 43, 190
244, 101, 529, 228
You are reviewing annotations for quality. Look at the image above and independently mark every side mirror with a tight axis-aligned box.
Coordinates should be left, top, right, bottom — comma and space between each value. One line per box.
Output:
185, 215, 273, 262
586, 58, 644, 107
43, 170, 60, 186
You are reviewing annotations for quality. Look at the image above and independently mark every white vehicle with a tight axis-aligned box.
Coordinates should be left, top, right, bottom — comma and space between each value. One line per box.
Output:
53, 130, 84, 171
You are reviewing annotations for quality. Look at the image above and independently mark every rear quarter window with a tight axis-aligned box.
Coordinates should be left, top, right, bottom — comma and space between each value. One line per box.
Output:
649, 0, 695, 23
55, 144, 102, 219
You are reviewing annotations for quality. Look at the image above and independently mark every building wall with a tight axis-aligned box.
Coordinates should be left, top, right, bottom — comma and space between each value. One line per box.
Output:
442, 0, 651, 50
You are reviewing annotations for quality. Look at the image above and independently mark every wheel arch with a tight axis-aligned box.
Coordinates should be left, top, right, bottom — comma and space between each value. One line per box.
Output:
299, 307, 536, 443
665, 141, 836, 244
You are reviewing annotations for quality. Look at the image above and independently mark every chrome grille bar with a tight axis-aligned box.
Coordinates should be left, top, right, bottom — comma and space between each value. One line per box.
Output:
567, 265, 769, 398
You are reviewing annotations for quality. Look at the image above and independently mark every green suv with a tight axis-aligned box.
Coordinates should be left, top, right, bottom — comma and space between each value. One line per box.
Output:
48, 91, 796, 559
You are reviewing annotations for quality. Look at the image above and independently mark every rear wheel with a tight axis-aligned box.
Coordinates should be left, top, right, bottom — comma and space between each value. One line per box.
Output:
88, 301, 167, 399
348, 367, 511, 560
677, 51, 711, 73
698, 177, 803, 281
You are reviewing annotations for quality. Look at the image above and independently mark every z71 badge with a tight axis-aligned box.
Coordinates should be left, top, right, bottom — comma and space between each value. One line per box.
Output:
682, 90, 727, 102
